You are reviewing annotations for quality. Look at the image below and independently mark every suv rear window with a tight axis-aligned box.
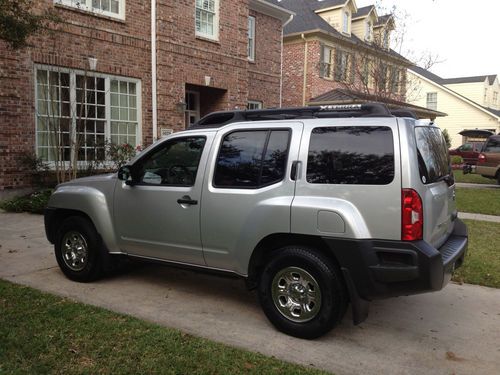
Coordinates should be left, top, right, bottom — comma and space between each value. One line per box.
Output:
307, 126, 394, 185
415, 126, 449, 184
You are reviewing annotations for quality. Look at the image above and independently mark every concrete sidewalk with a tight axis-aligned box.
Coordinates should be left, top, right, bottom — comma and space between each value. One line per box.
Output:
459, 212, 500, 223
1, 211, 499, 375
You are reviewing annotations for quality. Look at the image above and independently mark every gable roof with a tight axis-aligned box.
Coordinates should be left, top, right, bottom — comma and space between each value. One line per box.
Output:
375, 14, 393, 27
353, 5, 374, 20
269, 0, 410, 64
409, 66, 500, 120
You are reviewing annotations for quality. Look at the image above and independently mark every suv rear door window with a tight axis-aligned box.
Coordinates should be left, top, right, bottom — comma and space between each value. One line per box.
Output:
214, 130, 290, 188
307, 126, 394, 185
415, 126, 449, 184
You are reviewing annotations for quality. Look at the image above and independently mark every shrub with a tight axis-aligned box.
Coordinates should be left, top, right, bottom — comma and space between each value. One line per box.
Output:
451, 155, 463, 165
0, 190, 52, 214
106, 143, 140, 169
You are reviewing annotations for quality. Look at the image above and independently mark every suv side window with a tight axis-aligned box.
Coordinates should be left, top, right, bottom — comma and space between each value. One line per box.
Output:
214, 130, 290, 188
484, 137, 500, 152
136, 137, 206, 186
307, 126, 394, 185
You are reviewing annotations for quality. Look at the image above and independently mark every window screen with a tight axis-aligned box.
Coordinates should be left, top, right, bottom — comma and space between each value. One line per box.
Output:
307, 126, 395, 185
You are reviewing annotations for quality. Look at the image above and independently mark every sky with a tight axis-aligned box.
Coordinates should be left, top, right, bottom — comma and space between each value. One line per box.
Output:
355, 0, 499, 78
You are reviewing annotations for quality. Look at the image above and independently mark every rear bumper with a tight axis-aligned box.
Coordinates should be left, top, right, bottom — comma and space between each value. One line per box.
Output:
323, 219, 468, 301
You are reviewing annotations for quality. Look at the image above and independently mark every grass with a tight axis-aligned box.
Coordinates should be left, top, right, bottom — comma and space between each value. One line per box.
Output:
453, 170, 496, 185
0, 190, 52, 214
452, 220, 500, 288
455, 188, 500, 216
0, 280, 326, 375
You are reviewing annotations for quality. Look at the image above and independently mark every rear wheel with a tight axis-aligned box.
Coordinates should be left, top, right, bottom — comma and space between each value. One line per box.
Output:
258, 246, 347, 339
55, 216, 104, 282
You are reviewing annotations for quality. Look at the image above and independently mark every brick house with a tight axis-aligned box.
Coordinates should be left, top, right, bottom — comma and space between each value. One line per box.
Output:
0, 0, 292, 194
269, 0, 439, 115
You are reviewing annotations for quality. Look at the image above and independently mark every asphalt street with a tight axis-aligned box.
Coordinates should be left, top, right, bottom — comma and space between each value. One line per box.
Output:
0, 211, 499, 375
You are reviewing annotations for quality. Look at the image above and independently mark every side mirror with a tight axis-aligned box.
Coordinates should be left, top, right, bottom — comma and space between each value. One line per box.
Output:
118, 166, 136, 186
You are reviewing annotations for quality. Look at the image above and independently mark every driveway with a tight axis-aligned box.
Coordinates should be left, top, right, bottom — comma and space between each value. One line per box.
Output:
1, 211, 499, 375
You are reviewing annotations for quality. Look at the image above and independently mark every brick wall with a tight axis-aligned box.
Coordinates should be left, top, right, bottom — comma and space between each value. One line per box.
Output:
0, 0, 285, 191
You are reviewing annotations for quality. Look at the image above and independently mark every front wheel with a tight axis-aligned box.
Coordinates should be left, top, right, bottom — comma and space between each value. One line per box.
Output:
258, 246, 347, 339
55, 216, 104, 282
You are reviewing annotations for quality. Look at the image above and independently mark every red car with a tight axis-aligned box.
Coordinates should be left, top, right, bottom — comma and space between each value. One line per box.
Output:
449, 142, 484, 165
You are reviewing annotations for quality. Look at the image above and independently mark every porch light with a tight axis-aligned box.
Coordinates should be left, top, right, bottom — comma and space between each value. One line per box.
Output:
176, 101, 187, 113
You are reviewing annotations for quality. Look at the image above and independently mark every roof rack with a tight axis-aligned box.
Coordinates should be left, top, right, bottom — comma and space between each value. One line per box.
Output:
190, 103, 393, 129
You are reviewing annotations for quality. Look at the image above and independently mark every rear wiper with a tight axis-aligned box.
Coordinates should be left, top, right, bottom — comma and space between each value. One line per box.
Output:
436, 174, 453, 185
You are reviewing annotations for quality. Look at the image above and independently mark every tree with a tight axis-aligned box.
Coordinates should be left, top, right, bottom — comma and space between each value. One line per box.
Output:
0, 0, 58, 49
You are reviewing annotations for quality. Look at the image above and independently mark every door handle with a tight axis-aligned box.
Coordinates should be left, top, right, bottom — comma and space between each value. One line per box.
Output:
177, 196, 198, 205
291, 161, 301, 181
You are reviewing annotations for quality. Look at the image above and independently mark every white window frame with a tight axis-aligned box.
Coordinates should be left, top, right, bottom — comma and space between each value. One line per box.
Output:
365, 20, 372, 41
247, 100, 263, 110
34, 64, 141, 167
195, 0, 220, 41
494, 91, 498, 104
426, 92, 438, 111
248, 16, 256, 62
54, 0, 126, 20
342, 10, 350, 34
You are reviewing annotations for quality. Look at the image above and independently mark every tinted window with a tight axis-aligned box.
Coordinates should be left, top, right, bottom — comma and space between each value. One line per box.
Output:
415, 126, 449, 184
214, 130, 290, 188
137, 137, 206, 186
307, 126, 394, 185
484, 137, 500, 153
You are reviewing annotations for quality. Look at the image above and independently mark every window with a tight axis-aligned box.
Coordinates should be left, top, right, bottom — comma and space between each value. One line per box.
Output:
484, 88, 487, 103
214, 130, 290, 188
54, 0, 125, 20
195, 0, 219, 40
247, 101, 263, 110
343, 10, 350, 34
35, 65, 140, 164
494, 91, 498, 104
426, 92, 437, 110
389, 67, 400, 92
361, 58, 370, 86
248, 16, 256, 61
484, 137, 500, 153
365, 21, 372, 41
136, 137, 206, 186
307, 127, 395, 185
377, 64, 388, 91
415, 127, 449, 184
383, 30, 390, 48
334, 50, 350, 82
320, 45, 333, 78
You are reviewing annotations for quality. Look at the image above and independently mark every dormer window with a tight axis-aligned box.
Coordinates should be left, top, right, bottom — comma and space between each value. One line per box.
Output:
365, 21, 373, 41
343, 10, 350, 34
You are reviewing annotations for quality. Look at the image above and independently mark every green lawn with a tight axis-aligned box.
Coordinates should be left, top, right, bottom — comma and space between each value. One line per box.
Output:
452, 220, 500, 288
453, 170, 495, 185
456, 188, 500, 216
0, 280, 326, 375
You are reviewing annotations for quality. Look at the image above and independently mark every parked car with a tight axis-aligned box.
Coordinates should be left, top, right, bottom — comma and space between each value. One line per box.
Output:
476, 135, 500, 184
44, 104, 468, 339
449, 141, 484, 165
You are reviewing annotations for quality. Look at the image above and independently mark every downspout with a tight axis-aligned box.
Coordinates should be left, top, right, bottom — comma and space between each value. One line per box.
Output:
279, 14, 294, 108
301, 33, 308, 106
151, 0, 158, 142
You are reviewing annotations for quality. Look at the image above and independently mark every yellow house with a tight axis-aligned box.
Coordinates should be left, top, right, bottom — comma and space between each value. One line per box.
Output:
442, 75, 500, 111
407, 66, 500, 148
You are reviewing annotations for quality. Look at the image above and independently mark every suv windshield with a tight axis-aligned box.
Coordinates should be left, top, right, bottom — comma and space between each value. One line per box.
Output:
415, 126, 449, 184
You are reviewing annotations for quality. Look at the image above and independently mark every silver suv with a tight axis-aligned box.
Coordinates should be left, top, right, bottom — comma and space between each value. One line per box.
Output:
44, 104, 468, 339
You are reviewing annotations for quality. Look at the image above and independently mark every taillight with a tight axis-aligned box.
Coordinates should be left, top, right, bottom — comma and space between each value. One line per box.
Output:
478, 153, 486, 163
402, 189, 423, 241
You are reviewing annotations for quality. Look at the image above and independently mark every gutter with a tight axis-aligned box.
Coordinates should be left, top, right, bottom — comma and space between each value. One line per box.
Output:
301, 33, 308, 106
151, 0, 158, 142
280, 13, 294, 107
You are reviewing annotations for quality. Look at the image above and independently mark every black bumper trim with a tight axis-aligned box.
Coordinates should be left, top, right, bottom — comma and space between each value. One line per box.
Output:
322, 219, 468, 301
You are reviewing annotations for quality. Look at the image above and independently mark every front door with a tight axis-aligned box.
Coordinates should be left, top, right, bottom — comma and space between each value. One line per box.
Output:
113, 134, 213, 265
185, 91, 200, 128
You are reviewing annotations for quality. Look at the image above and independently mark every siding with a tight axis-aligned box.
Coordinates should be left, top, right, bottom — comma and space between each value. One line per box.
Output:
408, 72, 500, 147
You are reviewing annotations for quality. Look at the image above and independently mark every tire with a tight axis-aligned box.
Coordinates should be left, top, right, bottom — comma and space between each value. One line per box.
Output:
258, 246, 347, 339
54, 216, 104, 282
